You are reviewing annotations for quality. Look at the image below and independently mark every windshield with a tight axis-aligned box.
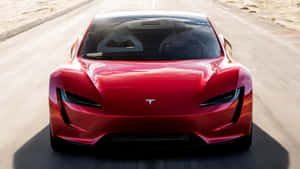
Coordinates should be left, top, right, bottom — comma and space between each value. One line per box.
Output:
80, 16, 221, 61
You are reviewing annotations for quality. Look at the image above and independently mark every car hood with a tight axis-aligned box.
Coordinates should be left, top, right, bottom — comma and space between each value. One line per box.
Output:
81, 58, 228, 115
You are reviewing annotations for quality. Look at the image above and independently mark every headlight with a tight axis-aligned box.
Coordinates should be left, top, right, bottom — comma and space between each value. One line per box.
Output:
59, 89, 102, 108
200, 88, 241, 107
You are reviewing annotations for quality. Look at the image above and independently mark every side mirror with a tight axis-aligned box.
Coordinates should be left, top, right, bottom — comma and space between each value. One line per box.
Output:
218, 34, 232, 58
70, 43, 76, 59
70, 39, 80, 59
224, 38, 232, 58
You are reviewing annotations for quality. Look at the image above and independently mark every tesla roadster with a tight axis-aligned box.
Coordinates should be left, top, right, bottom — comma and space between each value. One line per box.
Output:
49, 11, 252, 151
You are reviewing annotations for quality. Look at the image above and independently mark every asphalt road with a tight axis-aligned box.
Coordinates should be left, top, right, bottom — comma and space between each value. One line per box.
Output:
1, 0, 300, 168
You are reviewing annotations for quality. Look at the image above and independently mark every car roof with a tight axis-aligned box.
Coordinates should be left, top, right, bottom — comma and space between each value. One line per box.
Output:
94, 11, 208, 21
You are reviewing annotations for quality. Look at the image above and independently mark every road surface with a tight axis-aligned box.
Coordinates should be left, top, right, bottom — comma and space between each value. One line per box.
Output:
1, 0, 300, 168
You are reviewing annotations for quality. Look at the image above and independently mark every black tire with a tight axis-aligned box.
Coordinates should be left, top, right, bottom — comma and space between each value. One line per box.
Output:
235, 125, 253, 150
50, 128, 68, 152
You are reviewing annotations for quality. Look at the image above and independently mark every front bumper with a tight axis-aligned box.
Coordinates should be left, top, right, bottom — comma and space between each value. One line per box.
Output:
49, 92, 252, 146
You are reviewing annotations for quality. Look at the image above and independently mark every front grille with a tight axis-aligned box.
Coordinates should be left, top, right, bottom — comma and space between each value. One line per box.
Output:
97, 134, 207, 146
94, 134, 208, 152
110, 134, 190, 143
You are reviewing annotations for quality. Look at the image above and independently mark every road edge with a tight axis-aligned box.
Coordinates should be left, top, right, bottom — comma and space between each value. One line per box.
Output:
0, 0, 94, 41
214, 0, 300, 33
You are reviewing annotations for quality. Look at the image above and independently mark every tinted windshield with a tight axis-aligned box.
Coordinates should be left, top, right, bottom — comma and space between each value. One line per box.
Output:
80, 16, 221, 61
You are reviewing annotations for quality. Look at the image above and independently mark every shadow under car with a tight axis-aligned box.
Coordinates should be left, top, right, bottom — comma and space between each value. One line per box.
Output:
13, 124, 289, 169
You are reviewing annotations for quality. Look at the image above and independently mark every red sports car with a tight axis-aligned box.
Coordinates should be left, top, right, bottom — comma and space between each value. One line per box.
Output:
49, 11, 252, 151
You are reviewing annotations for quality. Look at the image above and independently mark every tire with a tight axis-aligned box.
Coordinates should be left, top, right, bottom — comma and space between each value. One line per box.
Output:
235, 125, 253, 150
50, 127, 68, 152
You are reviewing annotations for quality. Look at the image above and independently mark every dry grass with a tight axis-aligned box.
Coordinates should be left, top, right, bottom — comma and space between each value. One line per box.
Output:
0, 0, 86, 34
220, 0, 300, 31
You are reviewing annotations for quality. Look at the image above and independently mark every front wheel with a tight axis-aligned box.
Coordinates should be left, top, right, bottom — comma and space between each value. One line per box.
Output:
234, 126, 253, 150
50, 127, 68, 152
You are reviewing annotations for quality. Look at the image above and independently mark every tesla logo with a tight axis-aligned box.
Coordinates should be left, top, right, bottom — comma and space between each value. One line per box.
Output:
145, 99, 156, 104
